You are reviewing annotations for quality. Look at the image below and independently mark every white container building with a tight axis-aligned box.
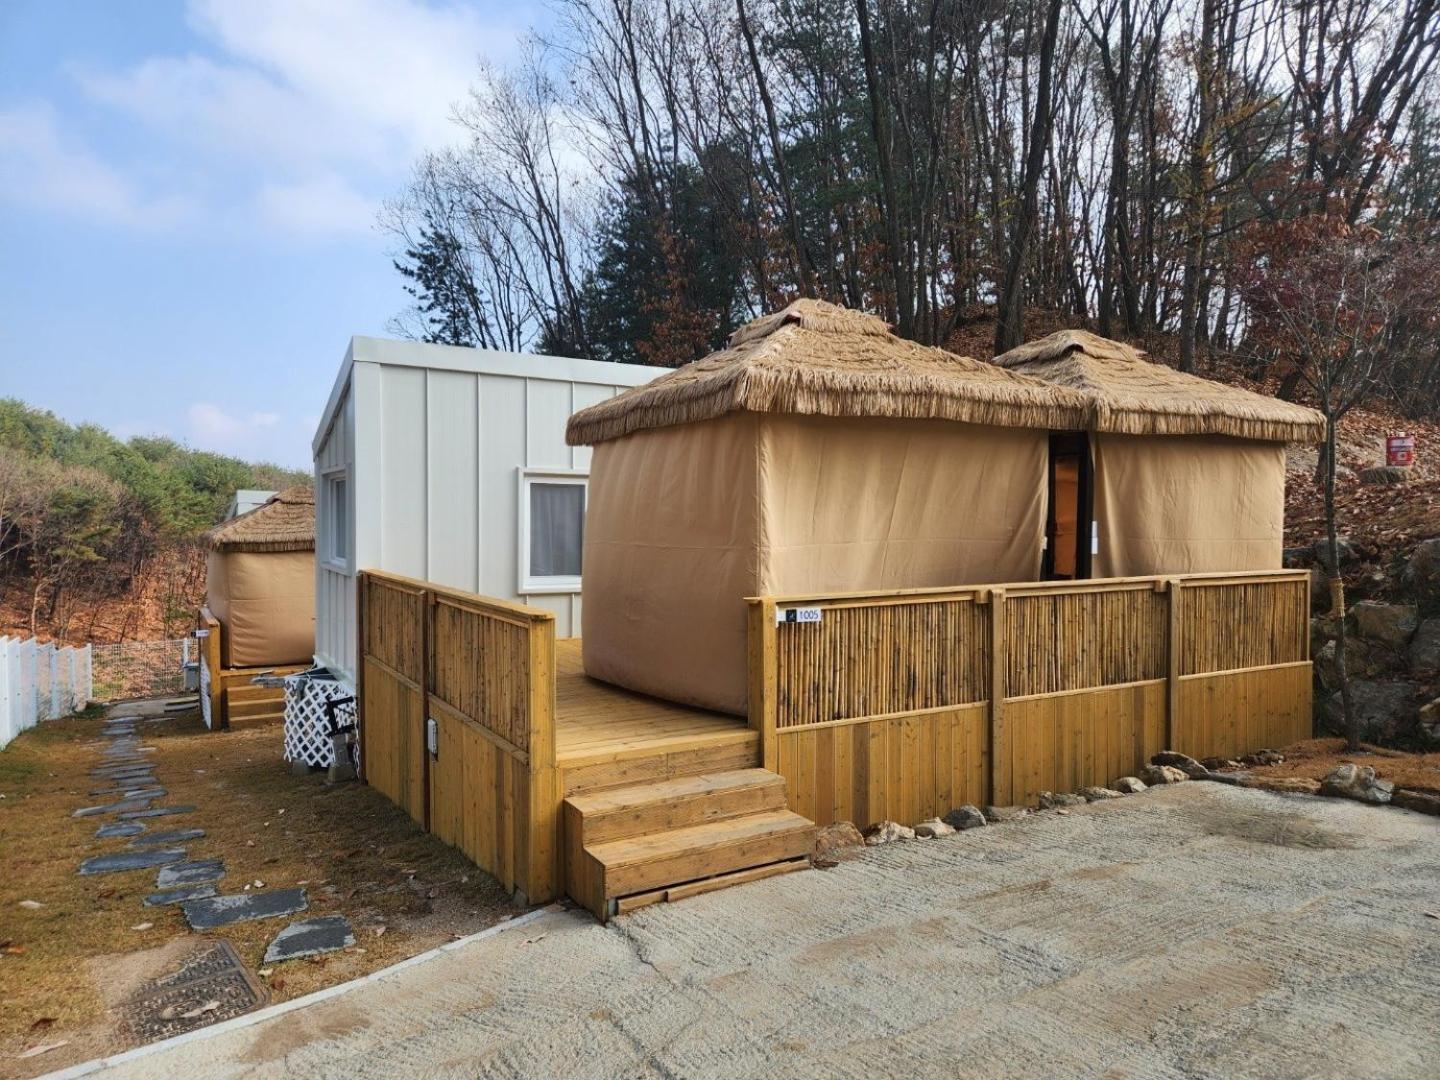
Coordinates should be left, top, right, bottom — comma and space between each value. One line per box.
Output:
311, 337, 659, 687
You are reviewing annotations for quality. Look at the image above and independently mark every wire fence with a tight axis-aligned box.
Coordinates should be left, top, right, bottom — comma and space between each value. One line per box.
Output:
91, 638, 192, 703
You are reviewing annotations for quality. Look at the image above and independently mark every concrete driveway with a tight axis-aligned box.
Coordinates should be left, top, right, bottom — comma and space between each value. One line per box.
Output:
76, 783, 1440, 1078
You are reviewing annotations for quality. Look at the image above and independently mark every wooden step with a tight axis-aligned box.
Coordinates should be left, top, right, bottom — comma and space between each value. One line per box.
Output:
226, 684, 284, 704
571, 807, 814, 920
225, 696, 284, 720
565, 769, 788, 847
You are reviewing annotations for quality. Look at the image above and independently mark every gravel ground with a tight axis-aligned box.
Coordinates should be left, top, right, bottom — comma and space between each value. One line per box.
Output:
77, 783, 1440, 1079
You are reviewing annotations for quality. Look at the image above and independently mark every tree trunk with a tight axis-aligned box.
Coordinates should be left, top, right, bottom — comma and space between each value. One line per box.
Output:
1323, 414, 1359, 749
995, 0, 1063, 355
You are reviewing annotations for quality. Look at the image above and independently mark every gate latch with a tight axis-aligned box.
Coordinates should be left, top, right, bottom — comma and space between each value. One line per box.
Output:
426, 716, 438, 757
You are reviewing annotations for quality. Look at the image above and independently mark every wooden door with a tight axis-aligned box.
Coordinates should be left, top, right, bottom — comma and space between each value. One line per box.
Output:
1044, 433, 1093, 580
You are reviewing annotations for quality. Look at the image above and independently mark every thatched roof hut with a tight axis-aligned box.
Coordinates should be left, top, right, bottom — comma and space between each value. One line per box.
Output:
991, 330, 1326, 444
203, 486, 315, 669
566, 300, 1091, 715
991, 330, 1324, 581
566, 300, 1088, 445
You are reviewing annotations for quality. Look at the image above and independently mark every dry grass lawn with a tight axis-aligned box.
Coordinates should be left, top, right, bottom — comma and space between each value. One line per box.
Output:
0, 703, 520, 1076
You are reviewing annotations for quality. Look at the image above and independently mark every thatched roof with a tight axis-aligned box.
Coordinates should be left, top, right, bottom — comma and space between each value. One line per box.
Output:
992, 330, 1325, 444
566, 300, 1089, 445
204, 485, 314, 553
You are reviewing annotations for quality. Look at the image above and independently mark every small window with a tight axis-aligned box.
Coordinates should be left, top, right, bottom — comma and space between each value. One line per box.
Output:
519, 471, 586, 593
325, 472, 348, 566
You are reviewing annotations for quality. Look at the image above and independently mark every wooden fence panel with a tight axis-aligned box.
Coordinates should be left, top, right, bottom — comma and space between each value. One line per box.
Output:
358, 571, 558, 903
753, 570, 1312, 828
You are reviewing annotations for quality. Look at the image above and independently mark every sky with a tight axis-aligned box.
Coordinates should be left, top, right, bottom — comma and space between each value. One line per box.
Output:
0, 0, 540, 468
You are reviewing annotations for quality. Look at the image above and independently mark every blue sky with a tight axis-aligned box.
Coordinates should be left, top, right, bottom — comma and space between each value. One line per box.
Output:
0, 0, 539, 468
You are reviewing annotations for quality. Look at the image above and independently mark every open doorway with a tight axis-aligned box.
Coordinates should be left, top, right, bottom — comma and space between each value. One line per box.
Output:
1043, 432, 1093, 580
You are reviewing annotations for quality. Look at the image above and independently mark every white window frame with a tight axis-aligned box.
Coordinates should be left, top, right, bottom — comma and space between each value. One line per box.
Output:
517, 467, 587, 595
320, 466, 351, 573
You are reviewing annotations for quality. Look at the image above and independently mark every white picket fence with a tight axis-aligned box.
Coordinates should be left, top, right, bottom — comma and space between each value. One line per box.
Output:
0, 637, 93, 750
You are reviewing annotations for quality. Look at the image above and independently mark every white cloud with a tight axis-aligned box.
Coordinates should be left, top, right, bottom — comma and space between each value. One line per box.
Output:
256, 174, 379, 236
187, 402, 281, 446
13, 0, 526, 236
0, 103, 194, 227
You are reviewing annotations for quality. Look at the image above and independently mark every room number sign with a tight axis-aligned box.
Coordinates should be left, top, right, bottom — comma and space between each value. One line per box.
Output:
777, 607, 823, 625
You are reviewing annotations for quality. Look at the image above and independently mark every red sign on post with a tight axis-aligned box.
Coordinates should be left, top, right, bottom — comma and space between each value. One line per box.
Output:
1387, 435, 1415, 468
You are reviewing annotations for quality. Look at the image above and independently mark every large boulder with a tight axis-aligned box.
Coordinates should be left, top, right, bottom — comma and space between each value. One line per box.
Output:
1314, 638, 1404, 689
1419, 700, 1440, 746
1309, 569, 1331, 613
1403, 539, 1440, 617
1351, 601, 1419, 648
1319, 763, 1394, 804
1358, 465, 1412, 485
813, 821, 864, 864
1320, 680, 1416, 744
1313, 537, 1357, 575
1409, 619, 1440, 678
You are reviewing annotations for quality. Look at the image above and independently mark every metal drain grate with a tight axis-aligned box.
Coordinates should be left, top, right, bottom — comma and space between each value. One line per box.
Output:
119, 939, 268, 1042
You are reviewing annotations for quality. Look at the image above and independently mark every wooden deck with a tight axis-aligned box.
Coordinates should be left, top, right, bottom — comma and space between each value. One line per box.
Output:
554, 638, 759, 794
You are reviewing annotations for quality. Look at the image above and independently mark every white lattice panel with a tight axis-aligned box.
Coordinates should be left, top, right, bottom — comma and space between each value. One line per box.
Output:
283, 675, 352, 767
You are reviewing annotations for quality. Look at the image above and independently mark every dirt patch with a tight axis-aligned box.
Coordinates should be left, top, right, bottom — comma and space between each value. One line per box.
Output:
1249, 738, 1440, 796
0, 703, 520, 1075
1190, 801, 1360, 850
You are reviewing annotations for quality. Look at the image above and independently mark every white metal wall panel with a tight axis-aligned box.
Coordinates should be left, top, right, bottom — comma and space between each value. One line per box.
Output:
426, 369, 480, 593
569, 383, 616, 471
525, 378, 574, 470
378, 364, 428, 580
477, 372, 526, 603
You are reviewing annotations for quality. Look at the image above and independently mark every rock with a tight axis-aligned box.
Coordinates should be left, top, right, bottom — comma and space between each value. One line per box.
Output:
1420, 700, 1440, 746
1080, 786, 1124, 801
1240, 749, 1285, 767
183, 888, 309, 931
117, 805, 196, 820
1321, 681, 1415, 744
1309, 569, 1330, 613
1315, 637, 1405, 690
1201, 757, 1243, 771
982, 805, 1029, 823
1282, 546, 1312, 568
72, 798, 154, 818
77, 849, 187, 876
1236, 775, 1323, 795
1037, 791, 1087, 809
1408, 619, 1440, 678
1319, 763, 1393, 804
1404, 539, 1440, 617
95, 821, 146, 838
1352, 601, 1419, 647
1313, 537, 1357, 575
1358, 465, 1412, 484
812, 821, 864, 864
914, 818, 955, 838
128, 829, 205, 849
863, 820, 915, 845
143, 884, 218, 907
156, 859, 226, 888
943, 805, 987, 830
1112, 776, 1148, 794
1392, 789, 1440, 816
263, 915, 355, 963
1141, 764, 1189, 785
1151, 751, 1208, 778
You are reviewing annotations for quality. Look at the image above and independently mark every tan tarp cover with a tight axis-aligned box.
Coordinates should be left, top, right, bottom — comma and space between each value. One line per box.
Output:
582, 414, 1047, 715
206, 549, 316, 668
1093, 434, 1285, 578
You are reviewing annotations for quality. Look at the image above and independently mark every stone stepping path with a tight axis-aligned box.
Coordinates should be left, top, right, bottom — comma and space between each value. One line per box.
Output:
263, 916, 354, 963
183, 889, 308, 931
129, 828, 205, 849
73, 798, 156, 817
144, 884, 219, 907
156, 859, 226, 889
118, 805, 196, 820
78, 848, 187, 876
96, 821, 146, 838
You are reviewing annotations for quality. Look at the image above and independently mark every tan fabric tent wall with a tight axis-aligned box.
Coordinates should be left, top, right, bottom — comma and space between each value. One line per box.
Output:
1093, 434, 1286, 578
582, 412, 1048, 715
206, 549, 315, 668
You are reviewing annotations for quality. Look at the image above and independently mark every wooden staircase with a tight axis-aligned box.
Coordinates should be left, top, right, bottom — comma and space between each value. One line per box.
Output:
563, 769, 815, 921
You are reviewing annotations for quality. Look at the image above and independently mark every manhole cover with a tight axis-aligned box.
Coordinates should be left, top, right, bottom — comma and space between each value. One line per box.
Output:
119, 939, 268, 1042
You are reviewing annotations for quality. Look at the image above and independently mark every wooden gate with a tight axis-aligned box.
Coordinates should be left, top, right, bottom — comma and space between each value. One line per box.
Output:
358, 572, 558, 902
